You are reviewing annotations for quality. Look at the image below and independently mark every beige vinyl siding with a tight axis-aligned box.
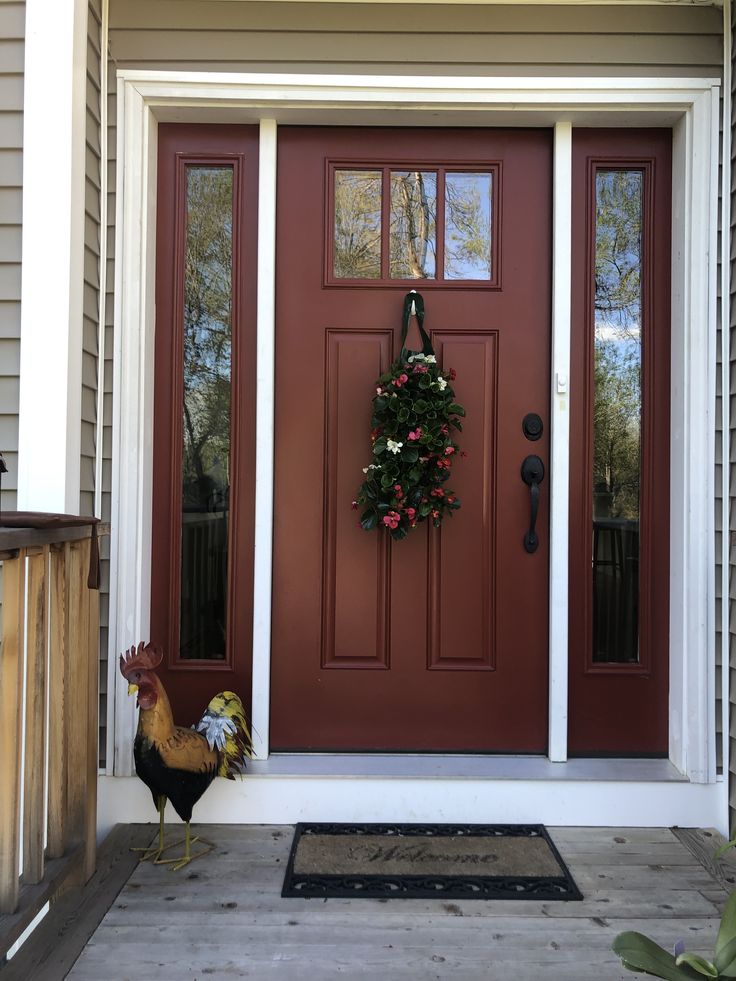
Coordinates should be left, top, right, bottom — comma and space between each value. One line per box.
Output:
0, 0, 24, 512
108, 1, 722, 77
82, 0, 101, 523
729, 7, 736, 831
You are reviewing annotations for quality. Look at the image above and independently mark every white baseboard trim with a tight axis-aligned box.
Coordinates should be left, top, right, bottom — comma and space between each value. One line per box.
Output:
97, 765, 726, 843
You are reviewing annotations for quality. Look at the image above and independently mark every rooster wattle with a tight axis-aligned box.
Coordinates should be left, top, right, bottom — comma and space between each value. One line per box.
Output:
119, 642, 252, 870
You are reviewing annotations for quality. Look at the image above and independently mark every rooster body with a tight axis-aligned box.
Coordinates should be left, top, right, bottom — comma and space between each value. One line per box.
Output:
120, 643, 252, 868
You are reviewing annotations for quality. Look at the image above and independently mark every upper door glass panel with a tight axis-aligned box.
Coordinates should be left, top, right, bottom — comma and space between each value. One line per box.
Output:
328, 163, 498, 286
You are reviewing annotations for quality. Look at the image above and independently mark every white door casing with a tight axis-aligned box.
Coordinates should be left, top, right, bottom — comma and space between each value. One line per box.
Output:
105, 73, 722, 821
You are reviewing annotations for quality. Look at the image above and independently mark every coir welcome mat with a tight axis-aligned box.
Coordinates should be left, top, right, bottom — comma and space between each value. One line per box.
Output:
282, 823, 582, 900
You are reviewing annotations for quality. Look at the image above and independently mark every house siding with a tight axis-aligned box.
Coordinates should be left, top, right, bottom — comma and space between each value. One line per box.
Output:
729, 7, 736, 832
0, 0, 24, 514
108, 1, 722, 76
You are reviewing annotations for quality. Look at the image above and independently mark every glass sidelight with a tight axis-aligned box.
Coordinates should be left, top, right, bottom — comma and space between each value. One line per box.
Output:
179, 166, 234, 660
592, 170, 643, 664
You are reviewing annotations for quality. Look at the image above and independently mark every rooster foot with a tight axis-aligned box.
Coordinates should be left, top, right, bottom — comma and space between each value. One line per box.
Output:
154, 835, 215, 872
132, 836, 186, 863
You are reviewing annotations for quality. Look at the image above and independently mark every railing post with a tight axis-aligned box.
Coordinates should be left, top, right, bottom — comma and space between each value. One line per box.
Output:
47, 543, 70, 860
23, 546, 49, 885
84, 537, 99, 881
0, 551, 26, 914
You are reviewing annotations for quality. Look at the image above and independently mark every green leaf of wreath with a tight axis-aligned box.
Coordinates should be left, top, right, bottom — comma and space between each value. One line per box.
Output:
401, 446, 419, 463
448, 403, 465, 416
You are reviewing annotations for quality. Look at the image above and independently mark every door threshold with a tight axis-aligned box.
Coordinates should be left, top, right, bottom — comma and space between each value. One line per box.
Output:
249, 753, 686, 782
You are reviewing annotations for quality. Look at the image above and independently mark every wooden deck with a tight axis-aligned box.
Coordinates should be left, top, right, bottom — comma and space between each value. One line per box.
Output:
4, 824, 735, 980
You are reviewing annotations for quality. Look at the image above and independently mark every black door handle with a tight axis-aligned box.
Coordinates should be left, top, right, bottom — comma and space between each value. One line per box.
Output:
520, 455, 545, 554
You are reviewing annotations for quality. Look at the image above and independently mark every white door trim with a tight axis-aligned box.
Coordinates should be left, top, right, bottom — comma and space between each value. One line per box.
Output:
109, 71, 721, 788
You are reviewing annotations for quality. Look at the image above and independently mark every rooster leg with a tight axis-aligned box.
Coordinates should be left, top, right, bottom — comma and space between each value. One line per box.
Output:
132, 796, 184, 862
155, 821, 214, 872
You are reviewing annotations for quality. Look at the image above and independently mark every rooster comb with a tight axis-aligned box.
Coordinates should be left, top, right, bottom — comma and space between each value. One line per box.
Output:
119, 641, 163, 678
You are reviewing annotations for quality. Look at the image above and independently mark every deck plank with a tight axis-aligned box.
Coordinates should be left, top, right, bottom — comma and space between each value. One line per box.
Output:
13, 824, 731, 981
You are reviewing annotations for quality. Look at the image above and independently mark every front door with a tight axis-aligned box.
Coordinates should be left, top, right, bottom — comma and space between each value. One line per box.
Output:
271, 127, 552, 752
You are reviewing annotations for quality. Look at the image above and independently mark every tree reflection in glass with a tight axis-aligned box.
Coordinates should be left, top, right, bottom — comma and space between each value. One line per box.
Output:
389, 171, 437, 279
444, 172, 492, 280
593, 170, 643, 664
180, 166, 233, 661
334, 170, 382, 278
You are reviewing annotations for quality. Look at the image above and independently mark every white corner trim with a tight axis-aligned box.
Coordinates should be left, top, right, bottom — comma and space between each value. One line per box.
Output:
251, 120, 278, 760
668, 87, 720, 783
108, 79, 159, 776
549, 122, 572, 764
110, 71, 721, 793
17, 0, 89, 513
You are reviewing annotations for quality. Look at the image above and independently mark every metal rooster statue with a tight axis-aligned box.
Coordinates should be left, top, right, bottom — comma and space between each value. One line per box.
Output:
119, 642, 252, 870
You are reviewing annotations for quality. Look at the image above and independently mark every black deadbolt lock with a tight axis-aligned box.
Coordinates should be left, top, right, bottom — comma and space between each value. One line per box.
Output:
522, 413, 543, 441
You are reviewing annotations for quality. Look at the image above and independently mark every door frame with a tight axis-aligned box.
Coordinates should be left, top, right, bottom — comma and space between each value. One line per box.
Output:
108, 71, 722, 788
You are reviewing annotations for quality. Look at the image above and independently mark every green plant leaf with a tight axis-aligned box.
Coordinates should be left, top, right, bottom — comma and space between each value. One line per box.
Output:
715, 841, 736, 860
674, 953, 717, 977
717, 891, 736, 957
373, 438, 387, 455
612, 933, 701, 980
401, 446, 419, 463
360, 510, 377, 531
448, 403, 465, 416
715, 935, 736, 976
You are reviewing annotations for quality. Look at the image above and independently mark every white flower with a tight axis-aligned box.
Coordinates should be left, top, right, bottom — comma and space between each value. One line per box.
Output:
425, 355, 437, 364
407, 353, 425, 363
386, 439, 403, 454
362, 464, 380, 473
436, 377, 447, 391
376, 387, 383, 394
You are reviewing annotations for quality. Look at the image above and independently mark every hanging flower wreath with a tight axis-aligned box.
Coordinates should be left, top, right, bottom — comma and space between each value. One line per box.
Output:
353, 293, 466, 541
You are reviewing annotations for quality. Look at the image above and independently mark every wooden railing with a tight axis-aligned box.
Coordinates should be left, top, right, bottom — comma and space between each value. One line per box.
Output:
0, 520, 105, 958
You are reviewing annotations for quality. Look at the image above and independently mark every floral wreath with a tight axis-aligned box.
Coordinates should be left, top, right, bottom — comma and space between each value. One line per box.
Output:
354, 292, 466, 541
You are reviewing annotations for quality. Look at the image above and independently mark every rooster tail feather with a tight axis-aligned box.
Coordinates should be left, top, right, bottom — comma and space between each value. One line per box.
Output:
195, 691, 253, 778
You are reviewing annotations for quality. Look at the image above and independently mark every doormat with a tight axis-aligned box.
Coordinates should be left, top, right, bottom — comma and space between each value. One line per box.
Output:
282, 823, 582, 900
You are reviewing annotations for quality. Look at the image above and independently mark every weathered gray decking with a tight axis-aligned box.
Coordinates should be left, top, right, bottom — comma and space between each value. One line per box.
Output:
8, 825, 736, 980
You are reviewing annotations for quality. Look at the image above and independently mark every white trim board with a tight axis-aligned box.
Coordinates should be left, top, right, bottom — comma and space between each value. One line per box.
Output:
109, 72, 722, 820
97, 773, 726, 843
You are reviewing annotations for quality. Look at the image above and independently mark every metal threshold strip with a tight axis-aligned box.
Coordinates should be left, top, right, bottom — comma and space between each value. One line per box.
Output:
248, 754, 687, 782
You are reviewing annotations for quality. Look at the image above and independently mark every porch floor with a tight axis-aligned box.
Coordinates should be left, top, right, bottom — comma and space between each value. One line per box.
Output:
9, 824, 736, 980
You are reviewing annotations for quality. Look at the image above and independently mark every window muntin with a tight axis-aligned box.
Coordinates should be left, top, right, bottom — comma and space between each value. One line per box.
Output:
329, 164, 498, 286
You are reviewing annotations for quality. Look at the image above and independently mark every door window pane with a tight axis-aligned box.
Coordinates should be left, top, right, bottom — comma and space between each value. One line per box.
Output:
180, 166, 233, 660
389, 171, 437, 279
444, 172, 492, 280
592, 170, 642, 664
334, 170, 382, 278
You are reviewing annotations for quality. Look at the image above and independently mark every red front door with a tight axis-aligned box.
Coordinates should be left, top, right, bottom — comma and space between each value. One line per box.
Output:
271, 127, 552, 752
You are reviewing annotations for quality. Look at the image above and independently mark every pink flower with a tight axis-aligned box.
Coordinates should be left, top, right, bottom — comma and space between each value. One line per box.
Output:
445, 446, 455, 456
407, 428, 422, 441
376, 387, 383, 395
405, 507, 416, 520
447, 495, 456, 504
440, 424, 449, 435
382, 511, 401, 530
351, 500, 358, 510
432, 509, 440, 519
394, 484, 404, 499
393, 373, 409, 389
412, 364, 428, 374
431, 488, 445, 498
447, 368, 457, 381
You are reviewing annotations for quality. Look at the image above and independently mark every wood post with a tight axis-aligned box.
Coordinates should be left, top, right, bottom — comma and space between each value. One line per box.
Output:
47, 544, 70, 860
0, 551, 26, 914
23, 546, 49, 885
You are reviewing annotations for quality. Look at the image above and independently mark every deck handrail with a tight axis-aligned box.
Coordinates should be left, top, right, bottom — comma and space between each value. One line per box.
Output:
0, 516, 108, 958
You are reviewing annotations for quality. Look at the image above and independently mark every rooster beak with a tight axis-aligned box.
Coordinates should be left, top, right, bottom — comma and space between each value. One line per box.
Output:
127, 683, 139, 696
